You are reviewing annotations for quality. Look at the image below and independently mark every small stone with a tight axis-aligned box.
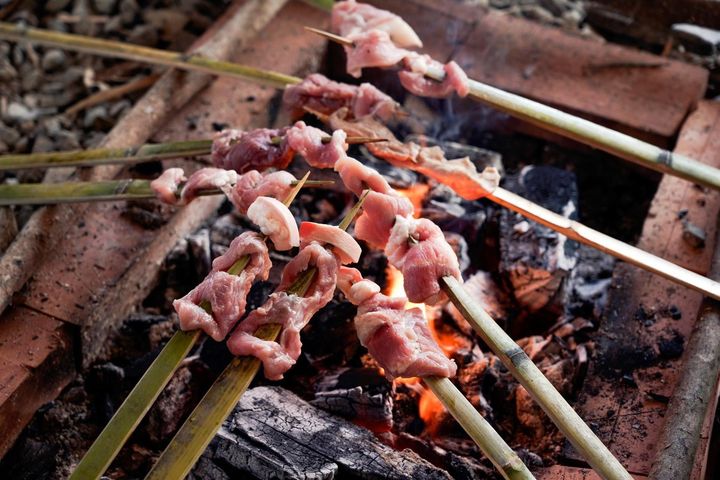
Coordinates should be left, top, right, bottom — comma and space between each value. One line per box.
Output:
119, 0, 140, 25
108, 99, 132, 118
32, 134, 55, 154
0, 122, 20, 146
93, 0, 117, 14
0, 140, 8, 154
539, 0, 566, 16
41, 49, 67, 72
11, 46, 24, 66
682, 221, 706, 249
5, 102, 37, 123
0, 61, 16, 82
53, 129, 81, 150
83, 105, 112, 129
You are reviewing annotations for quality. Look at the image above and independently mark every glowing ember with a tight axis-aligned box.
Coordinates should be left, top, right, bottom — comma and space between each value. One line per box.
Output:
395, 184, 429, 219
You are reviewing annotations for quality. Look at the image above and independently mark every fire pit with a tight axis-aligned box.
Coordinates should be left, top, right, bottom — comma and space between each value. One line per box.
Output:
0, 1, 719, 480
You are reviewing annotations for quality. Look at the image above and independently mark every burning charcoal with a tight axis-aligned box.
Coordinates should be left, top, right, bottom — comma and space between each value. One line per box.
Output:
500, 166, 579, 313
457, 358, 494, 419
564, 244, 614, 319
444, 232, 471, 274
301, 299, 360, 367
424, 184, 489, 242
311, 367, 394, 431
357, 145, 420, 188
194, 387, 452, 479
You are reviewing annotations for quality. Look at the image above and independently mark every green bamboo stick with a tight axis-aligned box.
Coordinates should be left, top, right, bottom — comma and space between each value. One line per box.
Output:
0, 140, 212, 170
145, 191, 368, 480
69, 172, 311, 480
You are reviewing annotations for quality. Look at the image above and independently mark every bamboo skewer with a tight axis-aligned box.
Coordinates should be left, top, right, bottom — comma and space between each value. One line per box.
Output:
0, 178, 334, 206
440, 276, 632, 480
304, 27, 720, 192
145, 190, 369, 479
69, 173, 311, 480
0, 136, 385, 171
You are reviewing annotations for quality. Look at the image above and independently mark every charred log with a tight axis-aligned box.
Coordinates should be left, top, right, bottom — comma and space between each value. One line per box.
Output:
192, 386, 452, 480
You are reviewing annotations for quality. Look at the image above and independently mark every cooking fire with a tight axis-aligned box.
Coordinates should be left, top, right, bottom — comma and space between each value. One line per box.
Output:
0, 1, 719, 479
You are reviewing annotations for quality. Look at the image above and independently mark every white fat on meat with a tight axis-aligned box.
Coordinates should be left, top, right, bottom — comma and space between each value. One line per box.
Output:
229, 170, 295, 215
334, 154, 392, 196
299, 222, 362, 265
173, 232, 271, 341
227, 242, 339, 380
353, 191, 414, 249
181, 167, 238, 204
338, 267, 456, 379
285, 121, 348, 168
332, 0, 423, 48
246, 196, 299, 251
385, 216, 461, 305
151, 168, 186, 205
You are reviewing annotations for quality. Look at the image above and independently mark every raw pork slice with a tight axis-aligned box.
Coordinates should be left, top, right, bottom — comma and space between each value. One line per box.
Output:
345, 30, 409, 78
285, 121, 348, 168
211, 127, 294, 173
385, 216, 461, 304
181, 167, 237, 204
334, 154, 392, 196
354, 191, 414, 249
399, 59, 470, 98
229, 170, 295, 214
299, 222, 362, 264
173, 232, 271, 341
332, 0, 423, 48
227, 242, 339, 380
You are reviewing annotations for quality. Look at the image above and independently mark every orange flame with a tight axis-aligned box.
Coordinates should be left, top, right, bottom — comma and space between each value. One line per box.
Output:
395, 184, 429, 219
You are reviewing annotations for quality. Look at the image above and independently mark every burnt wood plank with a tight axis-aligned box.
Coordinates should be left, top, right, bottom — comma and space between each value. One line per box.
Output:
191, 386, 452, 480
568, 100, 720, 475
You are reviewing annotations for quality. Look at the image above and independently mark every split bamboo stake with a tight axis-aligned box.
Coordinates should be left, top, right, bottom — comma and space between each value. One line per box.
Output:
69, 173, 311, 480
304, 26, 720, 191
1, 21, 717, 190
441, 275, 632, 480
0, 136, 384, 171
0, 178, 333, 206
145, 190, 369, 480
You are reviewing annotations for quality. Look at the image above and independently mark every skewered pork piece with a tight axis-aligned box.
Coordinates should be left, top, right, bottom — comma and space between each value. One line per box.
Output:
229, 170, 295, 214
332, 0, 423, 48
174, 232, 271, 341
150, 167, 186, 205
227, 242, 340, 380
299, 222, 362, 264
331, 2, 470, 98
385, 216, 461, 305
180, 167, 238, 204
282, 73, 399, 121
353, 191, 413, 249
211, 126, 294, 173
338, 267, 457, 379
285, 121, 348, 168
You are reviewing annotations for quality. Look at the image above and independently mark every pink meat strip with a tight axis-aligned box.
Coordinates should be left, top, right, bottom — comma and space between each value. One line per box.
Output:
338, 267, 457, 379
227, 242, 339, 380
228, 170, 295, 215
282, 73, 397, 121
181, 167, 237, 204
332, 0, 423, 48
385, 215, 461, 305
151, 168, 186, 205
334, 154, 393, 196
399, 59, 470, 98
211, 127, 294, 174
285, 121, 348, 168
173, 232, 271, 341
247, 197, 299, 251
354, 191, 414, 249
345, 30, 410, 78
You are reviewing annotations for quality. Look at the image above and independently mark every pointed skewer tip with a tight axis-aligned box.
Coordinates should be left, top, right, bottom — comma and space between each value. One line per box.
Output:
304, 26, 354, 47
